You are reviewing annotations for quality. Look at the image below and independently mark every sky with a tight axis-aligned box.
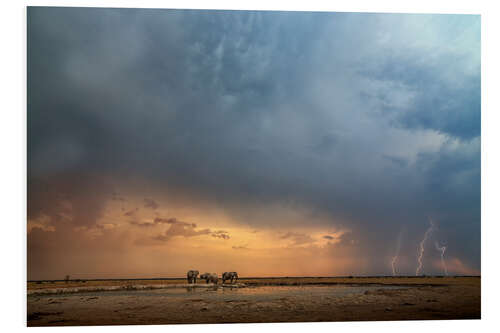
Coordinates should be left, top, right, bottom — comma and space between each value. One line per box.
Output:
27, 7, 480, 280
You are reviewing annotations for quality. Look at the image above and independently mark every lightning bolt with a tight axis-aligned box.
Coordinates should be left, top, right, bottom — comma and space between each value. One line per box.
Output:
391, 230, 403, 276
391, 255, 398, 276
416, 218, 434, 276
435, 242, 448, 276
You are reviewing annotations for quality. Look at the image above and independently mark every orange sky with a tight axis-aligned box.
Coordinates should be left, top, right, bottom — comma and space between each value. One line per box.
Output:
28, 184, 354, 279
27, 181, 478, 280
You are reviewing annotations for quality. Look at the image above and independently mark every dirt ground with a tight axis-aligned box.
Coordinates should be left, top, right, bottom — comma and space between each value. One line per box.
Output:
27, 276, 480, 326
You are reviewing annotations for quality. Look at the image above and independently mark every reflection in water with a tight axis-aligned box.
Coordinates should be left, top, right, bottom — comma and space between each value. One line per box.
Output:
186, 286, 219, 293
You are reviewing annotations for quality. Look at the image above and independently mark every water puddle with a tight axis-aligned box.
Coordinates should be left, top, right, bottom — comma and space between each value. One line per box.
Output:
31, 284, 410, 301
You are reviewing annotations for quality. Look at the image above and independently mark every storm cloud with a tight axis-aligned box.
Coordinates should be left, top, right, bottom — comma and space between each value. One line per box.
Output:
27, 7, 480, 278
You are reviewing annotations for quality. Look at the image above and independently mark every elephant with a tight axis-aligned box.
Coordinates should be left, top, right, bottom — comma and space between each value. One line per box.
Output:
200, 273, 219, 284
222, 271, 238, 284
186, 270, 199, 284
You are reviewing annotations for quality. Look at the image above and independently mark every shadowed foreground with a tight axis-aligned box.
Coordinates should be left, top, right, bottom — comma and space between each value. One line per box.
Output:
27, 277, 480, 326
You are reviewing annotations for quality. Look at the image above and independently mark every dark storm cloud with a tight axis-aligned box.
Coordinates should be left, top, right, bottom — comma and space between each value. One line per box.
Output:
27, 173, 112, 227
28, 8, 480, 274
362, 57, 481, 140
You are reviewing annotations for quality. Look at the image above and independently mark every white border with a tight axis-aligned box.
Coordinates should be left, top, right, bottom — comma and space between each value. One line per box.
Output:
2, 0, 499, 332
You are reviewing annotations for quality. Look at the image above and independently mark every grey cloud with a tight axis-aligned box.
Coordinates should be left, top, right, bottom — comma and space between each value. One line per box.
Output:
153, 225, 230, 242
153, 224, 211, 241
211, 230, 230, 240
27, 173, 112, 228
143, 198, 159, 210
124, 208, 139, 216
129, 221, 155, 227
153, 217, 196, 227
111, 192, 126, 202
281, 232, 315, 246
129, 216, 196, 228
137, 217, 232, 241
382, 155, 408, 168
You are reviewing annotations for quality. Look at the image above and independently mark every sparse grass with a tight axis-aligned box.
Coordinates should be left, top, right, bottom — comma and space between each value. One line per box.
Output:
27, 279, 186, 290
237, 276, 479, 286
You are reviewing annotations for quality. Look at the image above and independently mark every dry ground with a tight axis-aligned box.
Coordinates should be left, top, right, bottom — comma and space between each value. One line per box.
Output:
27, 276, 480, 326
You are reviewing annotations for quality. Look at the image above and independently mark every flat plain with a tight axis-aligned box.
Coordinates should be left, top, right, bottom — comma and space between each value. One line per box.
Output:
27, 276, 480, 326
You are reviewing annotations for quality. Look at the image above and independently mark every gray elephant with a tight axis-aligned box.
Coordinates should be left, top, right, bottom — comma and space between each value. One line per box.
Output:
186, 270, 199, 284
222, 271, 238, 284
200, 273, 219, 284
